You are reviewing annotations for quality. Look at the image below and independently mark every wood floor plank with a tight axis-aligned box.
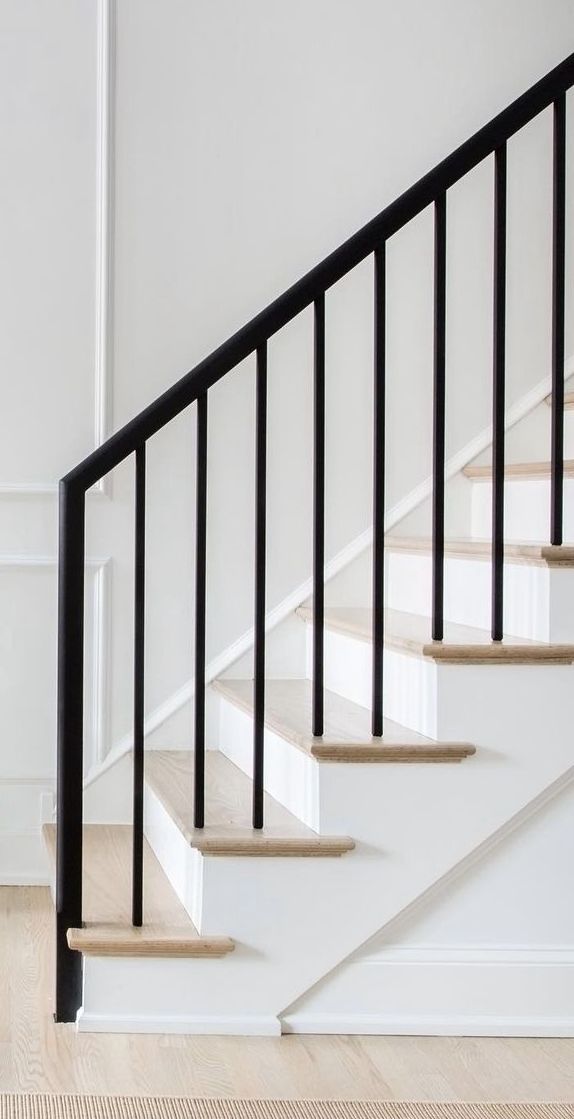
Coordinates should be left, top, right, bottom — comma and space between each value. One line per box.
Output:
0, 887, 573, 1099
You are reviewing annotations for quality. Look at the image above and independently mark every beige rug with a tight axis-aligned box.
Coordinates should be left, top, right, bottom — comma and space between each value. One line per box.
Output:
0, 1100, 572, 1119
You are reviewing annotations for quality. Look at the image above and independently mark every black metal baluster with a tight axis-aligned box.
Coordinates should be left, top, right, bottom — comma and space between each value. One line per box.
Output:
55, 481, 85, 1022
551, 93, 566, 545
194, 393, 208, 828
372, 244, 386, 737
313, 294, 325, 737
492, 143, 507, 641
132, 443, 146, 927
433, 193, 447, 641
253, 343, 267, 828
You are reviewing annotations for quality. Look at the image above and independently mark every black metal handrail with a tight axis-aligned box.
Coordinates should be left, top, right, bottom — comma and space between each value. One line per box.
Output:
56, 51, 574, 1022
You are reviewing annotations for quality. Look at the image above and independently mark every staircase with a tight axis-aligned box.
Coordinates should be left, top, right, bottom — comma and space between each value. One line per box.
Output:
49, 53, 574, 1034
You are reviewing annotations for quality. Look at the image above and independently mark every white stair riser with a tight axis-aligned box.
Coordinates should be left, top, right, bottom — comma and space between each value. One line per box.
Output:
386, 550, 574, 642
470, 477, 574, 542
304, 619, 574, 740
80, 956, 282, 1035
307, 622, 438, 737
216, 698, 320, 827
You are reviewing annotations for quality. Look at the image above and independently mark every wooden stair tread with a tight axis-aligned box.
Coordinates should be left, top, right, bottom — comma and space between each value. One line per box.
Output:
296, 605, 574, 664
145, 751, 354, 855
464, 460, 574, 481
42, 823, 234, 958
213, 678, 474, 762
385, 536, 574, 567
545, 391, 574, 409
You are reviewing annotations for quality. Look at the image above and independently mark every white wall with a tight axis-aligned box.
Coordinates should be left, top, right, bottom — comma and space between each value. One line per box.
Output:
283, 777, 574, 1035
0, 0, 101, 877
0, 0, 573, 876
108, 0, 574, 749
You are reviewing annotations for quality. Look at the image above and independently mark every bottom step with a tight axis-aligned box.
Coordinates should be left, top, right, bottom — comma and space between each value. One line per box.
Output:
42, 823, 234, 957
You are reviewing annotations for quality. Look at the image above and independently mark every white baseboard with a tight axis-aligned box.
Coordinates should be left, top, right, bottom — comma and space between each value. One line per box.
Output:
285, 942, 574, 1036
0, 830, 50, 885
282, 941, 574, 1038
0, 779, 54, 884
77, 1011, 282, 1035
282, 1012, 574, 1037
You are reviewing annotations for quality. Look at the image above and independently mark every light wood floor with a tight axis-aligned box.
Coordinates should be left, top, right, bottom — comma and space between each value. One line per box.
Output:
0, 887, 573, 1100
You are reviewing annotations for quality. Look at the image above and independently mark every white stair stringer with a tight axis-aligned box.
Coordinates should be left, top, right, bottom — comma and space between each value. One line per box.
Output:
94, 657, 574, 1034
281, 769, 574, 1037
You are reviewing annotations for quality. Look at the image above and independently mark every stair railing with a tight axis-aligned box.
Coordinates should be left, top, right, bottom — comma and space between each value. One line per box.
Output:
56, 51, 574, 1021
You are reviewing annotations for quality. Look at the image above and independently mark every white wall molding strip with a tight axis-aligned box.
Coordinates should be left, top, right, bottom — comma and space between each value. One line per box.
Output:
361, 945, 574, 965
0, 777, 53, 787
0, 554, 108, 568
93, 0, 115, 495
0, 554, 112, 771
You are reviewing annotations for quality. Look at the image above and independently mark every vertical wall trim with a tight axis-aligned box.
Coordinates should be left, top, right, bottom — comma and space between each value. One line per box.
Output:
94, 0, 115, 493
90, 559, 112, 766
0, 0, 116, 498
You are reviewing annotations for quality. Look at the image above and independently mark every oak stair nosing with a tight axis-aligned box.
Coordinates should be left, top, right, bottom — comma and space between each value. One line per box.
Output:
463, 459, 574, 481
309, 742, 475, 762
187, 835, 355, 856
545, 390, 574, 409
66, 924, 235, 958
385, 536, 574, 568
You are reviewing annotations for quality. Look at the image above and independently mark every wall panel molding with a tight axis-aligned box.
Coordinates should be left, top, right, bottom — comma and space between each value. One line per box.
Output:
0, 0, 115, 498
93, 0, 115, 494
0, 553, 111, 770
